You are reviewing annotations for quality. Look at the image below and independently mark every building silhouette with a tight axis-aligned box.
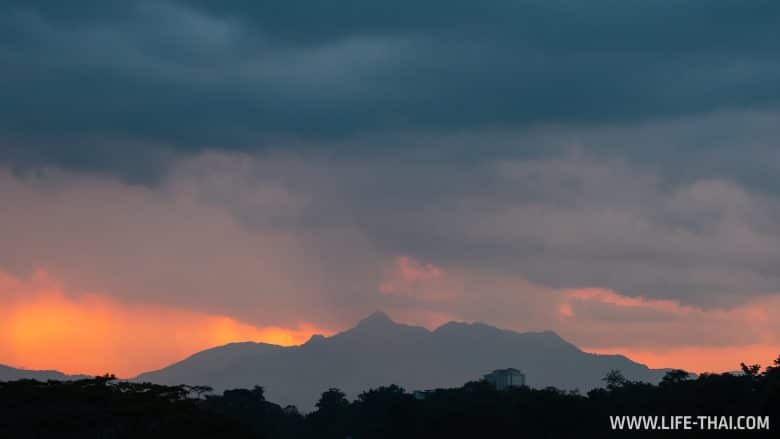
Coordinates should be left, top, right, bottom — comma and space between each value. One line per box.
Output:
483, 368, 525, 390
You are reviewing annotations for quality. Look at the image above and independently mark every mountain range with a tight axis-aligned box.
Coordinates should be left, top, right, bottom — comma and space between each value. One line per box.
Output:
0, 364, 87, 382
134, 312, 667, 410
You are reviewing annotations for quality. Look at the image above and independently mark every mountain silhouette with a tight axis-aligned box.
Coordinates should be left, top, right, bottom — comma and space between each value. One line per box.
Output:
135, 313, 667, 410
0, 364, 87, 382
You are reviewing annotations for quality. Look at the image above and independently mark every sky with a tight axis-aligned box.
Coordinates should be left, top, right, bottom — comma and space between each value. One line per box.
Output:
1, 0, 780, 377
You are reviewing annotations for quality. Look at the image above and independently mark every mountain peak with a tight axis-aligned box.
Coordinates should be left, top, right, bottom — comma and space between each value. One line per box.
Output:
357, 311, 394, 326
136, 315, 667, 411
304, 334, 326, 345
337, 311, 430, 340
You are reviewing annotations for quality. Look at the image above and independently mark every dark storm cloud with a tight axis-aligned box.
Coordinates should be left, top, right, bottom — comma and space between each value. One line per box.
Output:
2, 0, 780, 174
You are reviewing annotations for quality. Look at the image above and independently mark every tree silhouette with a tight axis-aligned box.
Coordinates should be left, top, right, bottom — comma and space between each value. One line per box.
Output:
602, 369, 627, 390
741, 362, 762, 377
315, 388, 349, 412
309, 388, 351, 439
1, 356, 778, 438
661, 369, 691, 385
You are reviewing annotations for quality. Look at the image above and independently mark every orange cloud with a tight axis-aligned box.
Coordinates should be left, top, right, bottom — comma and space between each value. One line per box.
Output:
0, 270, 329, 377
395, 256, 444, 282
379, 256, 455, 300
558, 287, 780, 373
562, 288, 691, 315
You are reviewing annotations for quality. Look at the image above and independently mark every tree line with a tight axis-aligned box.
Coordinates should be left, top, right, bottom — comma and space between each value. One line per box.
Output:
1, 356, 778, 438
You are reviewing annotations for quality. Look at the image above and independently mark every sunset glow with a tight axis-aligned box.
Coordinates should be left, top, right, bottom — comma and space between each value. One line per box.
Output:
0, 271, 329, 377
3, 3, 780, 434
585, 345, 780, 374
3, 268, 778, 377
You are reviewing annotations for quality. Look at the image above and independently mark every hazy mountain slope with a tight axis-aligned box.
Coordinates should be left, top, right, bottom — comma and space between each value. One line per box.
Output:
0, 364, 87, 382
136, 312, 667, 410
136, 341, 282, 387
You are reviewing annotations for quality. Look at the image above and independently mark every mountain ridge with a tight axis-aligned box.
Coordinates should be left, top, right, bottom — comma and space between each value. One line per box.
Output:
0, 364, 88, 382
136, 312, 668, 410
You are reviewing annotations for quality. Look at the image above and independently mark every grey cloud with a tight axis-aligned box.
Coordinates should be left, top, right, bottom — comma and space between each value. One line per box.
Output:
2, 0, 780, 175
4, 149, 780, 314
3, 149, 780, 354
400, 158, 780, 305
3, 0, 780, 358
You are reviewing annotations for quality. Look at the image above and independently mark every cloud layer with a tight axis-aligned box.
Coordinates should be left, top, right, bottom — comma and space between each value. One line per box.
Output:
1, 0, 779, 374
2, 150, 779, 373
2, 1, 780, 175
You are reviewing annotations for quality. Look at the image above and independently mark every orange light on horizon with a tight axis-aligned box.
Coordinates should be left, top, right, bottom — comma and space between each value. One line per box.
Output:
4, 270, 778, 378
0, 273, 330, 377
585, 344, 780, 374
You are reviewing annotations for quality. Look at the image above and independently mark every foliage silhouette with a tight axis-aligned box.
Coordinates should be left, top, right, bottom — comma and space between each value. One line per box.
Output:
1, 355, 778, 438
